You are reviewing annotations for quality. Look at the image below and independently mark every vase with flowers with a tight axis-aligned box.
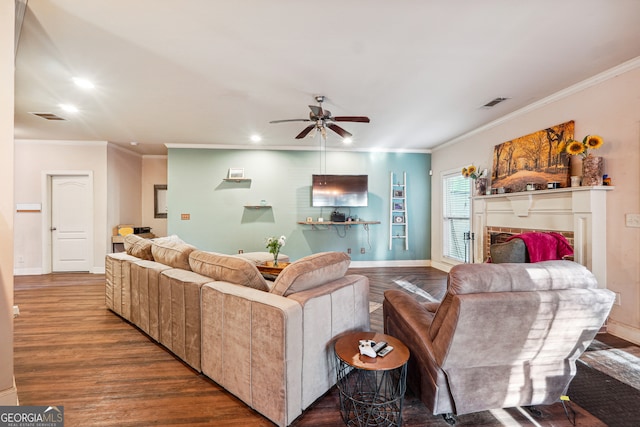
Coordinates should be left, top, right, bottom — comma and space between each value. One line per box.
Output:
265, 235, 286, 267
461, 164, 488, 195
565, 135, 604, 186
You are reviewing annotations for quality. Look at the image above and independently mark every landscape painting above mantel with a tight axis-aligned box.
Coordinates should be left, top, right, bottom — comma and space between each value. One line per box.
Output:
491, 120, 574, 193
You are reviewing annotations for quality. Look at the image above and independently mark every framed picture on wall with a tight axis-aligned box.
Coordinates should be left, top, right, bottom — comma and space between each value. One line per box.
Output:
154, 184, 167, 218
491, 120, 574, 193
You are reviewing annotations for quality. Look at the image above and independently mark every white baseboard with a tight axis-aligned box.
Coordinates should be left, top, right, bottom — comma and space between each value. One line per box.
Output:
349, 259, 431, 268
14, 267, 106, 275
429, 260, 455, 273
606, 319, 640, 346
14, 267, 43, 276
0, 378, 19, 405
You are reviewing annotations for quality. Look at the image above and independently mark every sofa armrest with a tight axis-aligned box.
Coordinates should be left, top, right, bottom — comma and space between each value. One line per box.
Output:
383, 289, 455, 415
423, 302, 440, 313
287, 274, 370, 406
200, 281, 303, 427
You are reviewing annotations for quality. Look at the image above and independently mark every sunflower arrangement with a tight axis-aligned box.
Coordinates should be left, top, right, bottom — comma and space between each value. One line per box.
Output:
565, 135, 604, 158
461, 164, 487, 180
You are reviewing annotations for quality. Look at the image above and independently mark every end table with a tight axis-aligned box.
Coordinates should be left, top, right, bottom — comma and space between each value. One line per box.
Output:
334, 332, 409, 426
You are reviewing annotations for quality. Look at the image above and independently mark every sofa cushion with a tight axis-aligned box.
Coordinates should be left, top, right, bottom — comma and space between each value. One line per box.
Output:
124, 234, 154, 260
189, 250, 269, 292
270, 252, 350, 296
151, 241, 196, 270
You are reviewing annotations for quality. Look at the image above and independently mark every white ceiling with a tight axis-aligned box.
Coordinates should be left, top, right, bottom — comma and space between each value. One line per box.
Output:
14, 0, 640, 155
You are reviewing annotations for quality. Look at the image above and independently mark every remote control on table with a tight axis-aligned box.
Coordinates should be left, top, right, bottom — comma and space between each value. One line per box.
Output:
372, 341, 387, 353
377, 345, 394, 357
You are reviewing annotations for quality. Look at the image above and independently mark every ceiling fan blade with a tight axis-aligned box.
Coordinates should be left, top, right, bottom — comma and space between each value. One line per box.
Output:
309, 105, 324, 118
295, 125, 315, 139
327, 123, 352, 138
269, 119, 311, 124
333, 116, 370, 123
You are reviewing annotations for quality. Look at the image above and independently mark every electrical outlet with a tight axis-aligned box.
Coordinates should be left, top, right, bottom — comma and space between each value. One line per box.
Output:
625, 213, 640, 228
347, 248, 351, 254
181, 213, 190, 220
13, 305, 19, 318
360, 248, 365, 254
614, 292, 621, 306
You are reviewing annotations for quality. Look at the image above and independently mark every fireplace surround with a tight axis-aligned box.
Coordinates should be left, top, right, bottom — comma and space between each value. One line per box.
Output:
472, 186, 613, 288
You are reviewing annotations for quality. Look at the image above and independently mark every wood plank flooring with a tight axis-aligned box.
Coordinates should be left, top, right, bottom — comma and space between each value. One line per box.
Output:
13, 269, 606, 426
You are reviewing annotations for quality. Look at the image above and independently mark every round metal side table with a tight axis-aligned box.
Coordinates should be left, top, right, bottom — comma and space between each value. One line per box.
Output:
334, 332, 410, 427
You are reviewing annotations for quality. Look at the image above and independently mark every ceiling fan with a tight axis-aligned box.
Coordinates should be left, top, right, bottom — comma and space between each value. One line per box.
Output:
270, 95, 370, 139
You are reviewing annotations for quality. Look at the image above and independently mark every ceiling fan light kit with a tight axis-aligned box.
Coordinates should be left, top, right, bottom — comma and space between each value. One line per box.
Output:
270, 95, 370, 140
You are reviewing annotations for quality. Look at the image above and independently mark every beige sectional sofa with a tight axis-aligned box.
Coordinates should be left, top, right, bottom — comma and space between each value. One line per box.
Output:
105, 235, 370, 426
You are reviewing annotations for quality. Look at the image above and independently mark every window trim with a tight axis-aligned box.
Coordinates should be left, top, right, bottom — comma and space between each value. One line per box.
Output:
441, 168, 472, 263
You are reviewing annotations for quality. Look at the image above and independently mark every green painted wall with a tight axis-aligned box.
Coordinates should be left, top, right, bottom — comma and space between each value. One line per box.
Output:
167, 148, 431, 262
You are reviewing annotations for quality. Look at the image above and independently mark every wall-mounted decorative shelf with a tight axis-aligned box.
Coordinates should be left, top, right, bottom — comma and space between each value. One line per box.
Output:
244, 205, 272, 209
297, 220, 380, 230
223, 178, 252, 183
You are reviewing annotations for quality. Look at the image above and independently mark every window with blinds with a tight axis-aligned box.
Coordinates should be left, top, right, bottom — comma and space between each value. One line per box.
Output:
442, 172, 471, 262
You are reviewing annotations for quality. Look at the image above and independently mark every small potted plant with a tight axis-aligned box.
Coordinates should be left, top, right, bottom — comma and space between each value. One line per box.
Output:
265, 235, 286, 266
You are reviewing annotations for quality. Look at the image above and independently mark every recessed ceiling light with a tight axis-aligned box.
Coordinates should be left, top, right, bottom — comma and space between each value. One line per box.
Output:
130, 141, 139, 146
59, 103, 78, 113
250, 134, 262, 142
72, 77, 94, 89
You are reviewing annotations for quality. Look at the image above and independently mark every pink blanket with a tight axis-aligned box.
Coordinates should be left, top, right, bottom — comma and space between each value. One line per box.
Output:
507, 232, 574, 263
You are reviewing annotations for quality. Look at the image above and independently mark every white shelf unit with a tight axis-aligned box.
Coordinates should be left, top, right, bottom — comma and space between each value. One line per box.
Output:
389, 172, 408, 250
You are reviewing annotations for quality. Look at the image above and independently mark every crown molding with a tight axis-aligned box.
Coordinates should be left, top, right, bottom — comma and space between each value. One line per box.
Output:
164, 143, 431, 154
434, 56, 640, 151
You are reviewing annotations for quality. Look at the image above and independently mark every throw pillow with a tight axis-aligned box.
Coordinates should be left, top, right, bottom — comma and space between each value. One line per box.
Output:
189, 251, 269, 292
270, 252, 350, 296
124, 234, 154, 260
151, 240, 196, 270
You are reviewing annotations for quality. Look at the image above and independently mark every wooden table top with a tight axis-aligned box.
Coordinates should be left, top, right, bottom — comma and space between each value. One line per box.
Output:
256, 261, 290, 276
334, 331, 409, 371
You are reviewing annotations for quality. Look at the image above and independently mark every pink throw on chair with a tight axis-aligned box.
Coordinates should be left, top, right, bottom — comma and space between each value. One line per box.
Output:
507, 232, 573, 262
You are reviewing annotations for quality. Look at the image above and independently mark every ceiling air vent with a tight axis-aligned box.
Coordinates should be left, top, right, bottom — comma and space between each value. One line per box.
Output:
30, 112, 66, 121
482, 97, 509, 108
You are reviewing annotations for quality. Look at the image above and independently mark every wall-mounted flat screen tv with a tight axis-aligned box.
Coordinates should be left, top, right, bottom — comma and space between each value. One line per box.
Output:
312, 174, 368, 207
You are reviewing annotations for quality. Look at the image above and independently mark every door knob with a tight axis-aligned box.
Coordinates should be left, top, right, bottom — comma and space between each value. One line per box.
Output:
50, 227, 57, 231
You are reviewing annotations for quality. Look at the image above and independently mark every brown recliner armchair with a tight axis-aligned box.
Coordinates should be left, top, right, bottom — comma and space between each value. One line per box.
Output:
383, 261, 614, 423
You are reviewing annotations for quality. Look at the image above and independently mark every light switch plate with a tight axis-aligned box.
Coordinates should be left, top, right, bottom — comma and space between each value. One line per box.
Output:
625, 213, 640, 228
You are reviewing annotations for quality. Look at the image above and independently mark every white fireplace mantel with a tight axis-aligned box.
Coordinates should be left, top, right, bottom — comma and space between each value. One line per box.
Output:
472, 186, 613, 288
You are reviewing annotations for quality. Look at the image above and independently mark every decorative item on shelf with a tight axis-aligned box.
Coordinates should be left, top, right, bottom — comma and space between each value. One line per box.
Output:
565, 134, 604, 186
571, 176, 581, 187
461, 164, 488, 196
582, 155, 604, 186
265, 235, 286, 267
228, 168, 245, 179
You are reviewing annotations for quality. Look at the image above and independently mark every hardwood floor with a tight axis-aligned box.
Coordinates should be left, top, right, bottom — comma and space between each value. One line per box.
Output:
13, 269, 605, 426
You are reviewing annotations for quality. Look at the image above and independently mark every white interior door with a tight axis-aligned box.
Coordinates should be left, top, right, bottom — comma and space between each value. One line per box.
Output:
51, 175, 92, 272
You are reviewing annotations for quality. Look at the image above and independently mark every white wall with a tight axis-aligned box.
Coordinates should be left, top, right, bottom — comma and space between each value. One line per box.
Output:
0, 0, 17, 405
14, 140, 109, 273
142, 156, 168, 237
431, 60, 640, 344
106, 144, 143, 251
